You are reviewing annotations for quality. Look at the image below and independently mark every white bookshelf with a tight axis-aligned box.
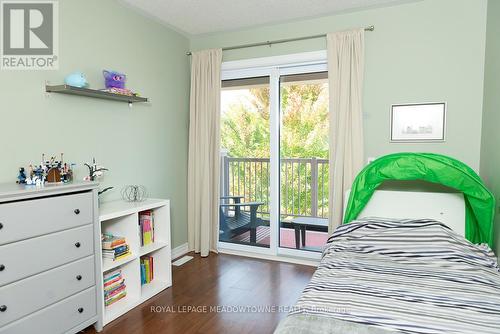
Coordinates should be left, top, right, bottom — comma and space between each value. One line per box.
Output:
98, 198, 172, 326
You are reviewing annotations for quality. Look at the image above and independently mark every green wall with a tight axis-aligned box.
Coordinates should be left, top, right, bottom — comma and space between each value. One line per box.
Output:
0, 0, 494, 252
0, 0, 190, 248
480, 0, 500, 257
190, 0, 488, 171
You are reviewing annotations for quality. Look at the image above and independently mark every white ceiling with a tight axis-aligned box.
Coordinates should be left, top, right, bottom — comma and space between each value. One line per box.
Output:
120, 0, 415, 36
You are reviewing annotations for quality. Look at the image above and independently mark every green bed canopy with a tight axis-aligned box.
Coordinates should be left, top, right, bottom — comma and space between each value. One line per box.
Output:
343, 153, 496, 247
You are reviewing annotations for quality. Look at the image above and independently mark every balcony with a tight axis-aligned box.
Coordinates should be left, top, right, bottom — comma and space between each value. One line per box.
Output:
219, 155, 329, 251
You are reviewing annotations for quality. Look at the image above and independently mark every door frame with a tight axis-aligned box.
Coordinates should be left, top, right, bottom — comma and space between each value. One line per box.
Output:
219, 51, 328, 262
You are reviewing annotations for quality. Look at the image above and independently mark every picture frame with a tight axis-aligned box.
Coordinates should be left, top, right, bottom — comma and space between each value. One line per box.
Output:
390, 102, 446, 142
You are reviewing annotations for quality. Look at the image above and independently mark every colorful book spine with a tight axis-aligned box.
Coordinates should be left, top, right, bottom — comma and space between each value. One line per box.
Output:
139, 210, 155, 246
140, 256, 154, 285
140, 263, 146, 285
102, 233, 131, 261
104, 277, 124, 290
101, 233, 126, 250
105, 291, 127, 307
103, 269, 127, 307
105, 285, 126, 298
103, 269, 121, 281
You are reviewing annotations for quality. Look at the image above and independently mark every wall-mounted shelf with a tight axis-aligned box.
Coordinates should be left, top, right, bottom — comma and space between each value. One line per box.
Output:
45, 84, 148, 104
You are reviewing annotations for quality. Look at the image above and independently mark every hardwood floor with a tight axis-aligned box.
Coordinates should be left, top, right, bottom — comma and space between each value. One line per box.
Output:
83, 253, 315, 334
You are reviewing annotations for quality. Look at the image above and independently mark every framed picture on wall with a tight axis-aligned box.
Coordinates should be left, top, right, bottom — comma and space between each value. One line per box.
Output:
390, 102, 446, 142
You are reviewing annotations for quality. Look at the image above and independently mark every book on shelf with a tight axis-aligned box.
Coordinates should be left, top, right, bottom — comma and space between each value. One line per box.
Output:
104, 268, 121, 281
102, 233, 126, 250
140, 255, 154, 285
103, 269, 127, 307
139, 210, 155, 247
102, 233, 131, 261
104, 277, 125, 290
105, 290, 127, 307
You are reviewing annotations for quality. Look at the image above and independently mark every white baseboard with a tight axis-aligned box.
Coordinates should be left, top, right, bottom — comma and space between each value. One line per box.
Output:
218, 248, 319, 267
171, 242, 319, 267
171, 242, 189, 260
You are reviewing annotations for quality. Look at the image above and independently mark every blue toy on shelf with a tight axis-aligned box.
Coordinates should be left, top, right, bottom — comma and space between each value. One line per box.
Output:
64, 72, 89, 88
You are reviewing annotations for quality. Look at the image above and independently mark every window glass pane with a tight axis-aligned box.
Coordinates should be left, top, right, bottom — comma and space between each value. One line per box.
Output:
220, 77, 271, 248
222, 76, 270, 89
279, 71, 329, 252
280, 71, 328, 84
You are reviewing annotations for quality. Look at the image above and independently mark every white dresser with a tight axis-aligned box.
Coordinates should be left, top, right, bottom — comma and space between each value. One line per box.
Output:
0, 182, 103, 333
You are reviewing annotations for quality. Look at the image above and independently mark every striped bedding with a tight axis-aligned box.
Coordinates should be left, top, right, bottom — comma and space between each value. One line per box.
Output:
281, 218, 500, 334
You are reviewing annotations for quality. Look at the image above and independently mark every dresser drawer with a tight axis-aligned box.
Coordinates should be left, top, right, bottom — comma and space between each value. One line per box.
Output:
0, 287, 96, 334
0, 224, 93, 287
0, 191, 93, 245
0, 255, 95, 327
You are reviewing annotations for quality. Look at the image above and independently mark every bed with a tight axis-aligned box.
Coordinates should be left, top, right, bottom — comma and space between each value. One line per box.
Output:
274, 188, 500, 334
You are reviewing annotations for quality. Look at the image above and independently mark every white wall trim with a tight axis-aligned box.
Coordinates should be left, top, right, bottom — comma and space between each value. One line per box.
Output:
218, 241, 275, 255
278, 247, 322, 260
171, 242, 189, 260
172, 241, 321, 266
219, 248, 319, 267
221, 50, 327, 71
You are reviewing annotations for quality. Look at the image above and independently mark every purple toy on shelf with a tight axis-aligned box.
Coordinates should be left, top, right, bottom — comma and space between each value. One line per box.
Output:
103, 70, 126, 89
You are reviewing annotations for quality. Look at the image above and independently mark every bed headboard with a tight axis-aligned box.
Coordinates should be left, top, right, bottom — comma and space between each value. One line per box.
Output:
347, 189, 466, 236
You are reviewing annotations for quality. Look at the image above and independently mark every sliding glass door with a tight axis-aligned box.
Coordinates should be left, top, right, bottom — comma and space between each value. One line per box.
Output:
219, 55, 328, 259
219, 76, 271, 249
279, 71, 329, 253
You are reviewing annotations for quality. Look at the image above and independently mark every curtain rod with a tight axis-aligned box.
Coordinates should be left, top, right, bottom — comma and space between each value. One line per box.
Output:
186, 25, 374, 56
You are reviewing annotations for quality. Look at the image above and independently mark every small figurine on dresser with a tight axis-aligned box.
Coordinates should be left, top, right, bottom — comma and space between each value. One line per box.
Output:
20, 153, 75, 186
16, 167, 27, 184
26, 164, 45, 186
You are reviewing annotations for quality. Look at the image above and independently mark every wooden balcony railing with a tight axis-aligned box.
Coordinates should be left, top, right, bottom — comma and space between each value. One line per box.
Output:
221, 156, 329, 218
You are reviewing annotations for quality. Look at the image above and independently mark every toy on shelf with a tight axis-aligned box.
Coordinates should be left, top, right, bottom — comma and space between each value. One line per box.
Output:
25, 164, 44, 186
84, 157, 108, 181
21, 153, 75, 186
103, 70, 126, 89
101, 70, 139, 97
16, 167, 27, 184
64, 71, 89, 88
46, 160, 61, 182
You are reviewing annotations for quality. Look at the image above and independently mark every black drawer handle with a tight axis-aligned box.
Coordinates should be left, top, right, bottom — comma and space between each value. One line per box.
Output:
75, 242, 81, 248
0, 265, 4, 271
0, 305, 6, 312
74, 209, 80, 215
78, 307, 84, 313
0, 222, 3, 230
76, 275, 82, 281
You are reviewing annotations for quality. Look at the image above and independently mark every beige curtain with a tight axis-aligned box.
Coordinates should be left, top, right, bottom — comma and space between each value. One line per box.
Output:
327, 29, 365, 232
187, 49, 223, 257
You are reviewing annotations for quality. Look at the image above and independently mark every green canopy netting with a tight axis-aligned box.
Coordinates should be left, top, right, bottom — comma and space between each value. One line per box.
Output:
343, 153, 496, 247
